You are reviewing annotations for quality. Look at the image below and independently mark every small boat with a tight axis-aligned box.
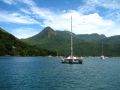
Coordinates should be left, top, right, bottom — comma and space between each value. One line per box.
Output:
61, 16, 83, 64
48, 55, 52, 57
100, 55, 105, 59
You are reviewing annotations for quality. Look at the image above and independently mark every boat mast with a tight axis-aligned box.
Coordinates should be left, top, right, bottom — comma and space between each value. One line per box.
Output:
101, 41, 103, 56
71, 16, 73, 57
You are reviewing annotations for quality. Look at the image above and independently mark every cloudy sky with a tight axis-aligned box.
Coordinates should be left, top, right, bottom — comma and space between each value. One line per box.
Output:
0, 0, 120, 38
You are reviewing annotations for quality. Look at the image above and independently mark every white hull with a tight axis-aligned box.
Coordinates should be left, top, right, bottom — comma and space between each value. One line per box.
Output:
61, 56, 83, 64
100, 55, 105, 59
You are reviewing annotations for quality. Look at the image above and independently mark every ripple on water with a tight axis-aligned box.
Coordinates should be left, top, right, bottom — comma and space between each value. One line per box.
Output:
0, 57, 120, 90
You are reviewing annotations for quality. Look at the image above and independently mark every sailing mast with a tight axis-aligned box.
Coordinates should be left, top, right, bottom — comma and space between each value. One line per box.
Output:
71, 16, 73, 58
61, 15, 83, 64
101, 42, 103, 56
100, 41, 105, 59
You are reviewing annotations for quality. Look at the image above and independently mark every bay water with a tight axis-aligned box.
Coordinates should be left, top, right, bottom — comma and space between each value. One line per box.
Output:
0, 57, 120, 90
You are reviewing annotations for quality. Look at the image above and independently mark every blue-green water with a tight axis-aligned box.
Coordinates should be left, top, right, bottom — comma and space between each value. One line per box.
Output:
0, 57, 120, 90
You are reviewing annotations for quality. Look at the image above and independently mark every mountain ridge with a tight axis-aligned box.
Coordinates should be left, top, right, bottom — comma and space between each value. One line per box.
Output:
22, 27, 120, 56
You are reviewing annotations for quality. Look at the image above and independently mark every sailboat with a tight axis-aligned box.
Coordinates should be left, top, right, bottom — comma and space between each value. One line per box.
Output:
61, 16, 83, 64
100, 42, 105, 59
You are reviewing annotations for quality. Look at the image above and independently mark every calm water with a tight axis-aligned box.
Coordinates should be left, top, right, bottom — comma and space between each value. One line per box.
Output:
0, 57, 120, 90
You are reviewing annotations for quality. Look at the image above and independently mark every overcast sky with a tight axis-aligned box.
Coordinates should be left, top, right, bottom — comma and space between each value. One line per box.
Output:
0, 0, 120, 38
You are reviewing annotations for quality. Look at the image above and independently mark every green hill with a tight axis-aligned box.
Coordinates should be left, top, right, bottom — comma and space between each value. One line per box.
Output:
22, 27, 120, 56
103, 35, 120, 44
78, 33, 106, 42
0, 27, 56, 56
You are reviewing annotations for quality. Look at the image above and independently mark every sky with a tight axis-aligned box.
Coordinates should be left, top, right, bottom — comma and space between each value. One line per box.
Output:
0, 0, 120, 39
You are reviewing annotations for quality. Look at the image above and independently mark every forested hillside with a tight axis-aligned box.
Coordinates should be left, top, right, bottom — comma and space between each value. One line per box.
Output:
0, 27, 56, 56
22, 27, 120, 56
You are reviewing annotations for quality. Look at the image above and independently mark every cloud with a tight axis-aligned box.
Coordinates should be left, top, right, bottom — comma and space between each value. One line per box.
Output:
85, 0, 120, 10
42, 11, 117, 36
0, 11, 40, 24
1, 0, 15, 5
18, 0, 120, 37
1, 0, 120, 38
81, 0, 120, 22
20, 8, 31, 15
19, 0, 36, 6
10, 28, 40, 39
19, 0, 55, 21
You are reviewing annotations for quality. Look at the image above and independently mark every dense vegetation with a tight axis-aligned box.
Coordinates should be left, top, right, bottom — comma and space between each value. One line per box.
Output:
22, 27, 120, 57
0, 27, 56, 56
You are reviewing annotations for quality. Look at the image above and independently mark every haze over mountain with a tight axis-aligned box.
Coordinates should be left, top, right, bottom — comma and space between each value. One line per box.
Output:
22, 27, 120, 56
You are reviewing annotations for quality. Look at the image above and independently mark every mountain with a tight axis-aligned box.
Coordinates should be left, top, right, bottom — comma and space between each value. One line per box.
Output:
22, 27, 120, 56
23, 27, 56, 44
78, 33, 106, 42
0, 27, 56, 56
103, 35, 120, 44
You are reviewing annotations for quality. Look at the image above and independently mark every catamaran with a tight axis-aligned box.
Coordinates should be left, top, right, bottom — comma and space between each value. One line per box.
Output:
61, 16, 83, 64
